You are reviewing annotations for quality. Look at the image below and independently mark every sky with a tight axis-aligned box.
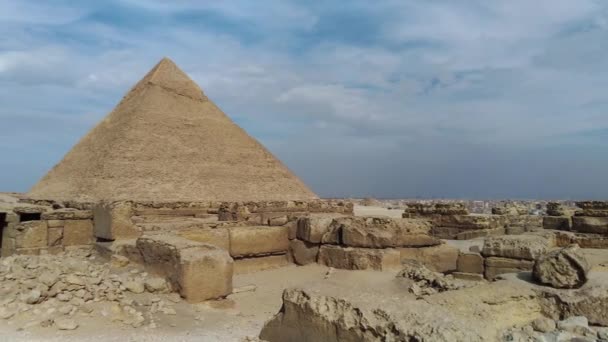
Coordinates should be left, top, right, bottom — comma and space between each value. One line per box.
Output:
1, 0, 607, 199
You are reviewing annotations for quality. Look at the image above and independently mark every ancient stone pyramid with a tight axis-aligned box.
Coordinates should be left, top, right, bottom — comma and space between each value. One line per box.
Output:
29, 58, 318, 202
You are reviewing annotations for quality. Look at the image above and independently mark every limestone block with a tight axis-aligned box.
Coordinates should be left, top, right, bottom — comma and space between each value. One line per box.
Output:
484, 257, 534, 280
403, 202, 469, 216
41, 209, 93, 220
63, 220, 94, 246
457, 252, 484, 274
177, 228, 229, 251
546, 202, 573, 216
452, 272, 485, 281
15, 221, 48, 249
47, 227, 63, 247
318, 245, 400, 271
233, 254, 290, 274
433, 214, 504, 230
482, 235, 554, 260
543, 216, 572, 231
136, 235, 233, 303
296, 214, 343, 243
285, 220, 298, 240
505, 226, 526, 235
229, 226, 289, 257
455, 228, 505, 240
289, 239, 319, 265
431, 226, 461, 239
93, 201, 141, 240
338, 217, 440, 248
399, 244, 459, 273
533, 245, 589, 289
1, 237, 16, 257
46, 220, 64, 228
571, 216, 608, 234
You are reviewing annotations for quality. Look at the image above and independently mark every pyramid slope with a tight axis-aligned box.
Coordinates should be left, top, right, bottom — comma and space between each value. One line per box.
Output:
29, 58, 318, 202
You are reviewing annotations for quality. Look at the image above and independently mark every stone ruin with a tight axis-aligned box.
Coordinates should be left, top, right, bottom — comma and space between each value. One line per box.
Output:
1, 58, 607, 341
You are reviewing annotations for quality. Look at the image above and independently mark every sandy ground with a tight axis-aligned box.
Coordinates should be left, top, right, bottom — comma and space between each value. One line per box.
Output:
353, 205, 404, 218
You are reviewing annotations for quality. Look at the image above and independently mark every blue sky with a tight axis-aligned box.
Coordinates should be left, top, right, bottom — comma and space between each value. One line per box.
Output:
1, 0, 608, 199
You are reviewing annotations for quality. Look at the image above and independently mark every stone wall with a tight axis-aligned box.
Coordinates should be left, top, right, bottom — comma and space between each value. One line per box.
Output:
1, 205, 93, 257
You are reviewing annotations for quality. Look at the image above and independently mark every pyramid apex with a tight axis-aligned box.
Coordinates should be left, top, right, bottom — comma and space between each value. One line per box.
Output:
136, 57, 206, 101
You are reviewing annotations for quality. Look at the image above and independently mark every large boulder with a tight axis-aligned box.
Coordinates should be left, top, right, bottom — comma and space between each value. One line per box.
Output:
399, 244, 459, 273
337, 216, 439, 248
533, 245, 589, 289
482, 234, 553, 260
296, 214, 344, 243
228, 226, 289, 257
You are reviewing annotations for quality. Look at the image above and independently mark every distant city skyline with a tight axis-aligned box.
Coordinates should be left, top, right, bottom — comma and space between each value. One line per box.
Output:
1, 1, 607, 199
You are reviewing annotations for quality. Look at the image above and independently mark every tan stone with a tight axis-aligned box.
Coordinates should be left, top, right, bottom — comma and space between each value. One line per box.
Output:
543, 216, 571, 231
571, 216, 608, 234
455, 228, 505, 240
285, 220, 298, 240
318, 245, 400, 271
47, 227, 63, 247
136, 235, 233, 303
233, 254, 290, 274
296, 214, 343, 243
338, 216, 439, 248
484, 257, 534, 280
482, 235, 554, 260
177, 228, 229, 251
46, 220, 64, 228
41, 209, 92, 220
433, 214, 504, 230
63, 220, 94, 246
229, 226, 289, 257
399, 244, 459, 273
289, 239, 319, 265
457, 252, 484, 274
452, 272, 485, 281
93, 201, 141, 240
15, 221, 48, 249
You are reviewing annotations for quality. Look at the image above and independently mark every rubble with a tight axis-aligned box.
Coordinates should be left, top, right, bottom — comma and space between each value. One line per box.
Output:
533, 244, 590, 289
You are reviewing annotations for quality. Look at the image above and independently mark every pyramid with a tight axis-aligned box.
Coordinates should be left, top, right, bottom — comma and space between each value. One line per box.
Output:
29, 58, 318, 202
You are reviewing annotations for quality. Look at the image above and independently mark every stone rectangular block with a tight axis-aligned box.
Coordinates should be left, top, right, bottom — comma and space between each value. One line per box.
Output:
41, 209, 93, 220
137, 235, 233, 303
318, 245, 400, 271
94, 201, 141, 240
296, 214, 343, 243
46, 220, 64, 228
433, 214, 504, 230
571, 216, 608, 234
398, 244, 459, 273
229, 226, 289, 257
15, 221, 48, 249
177, 228, 229, 251
543, 216, 572, 231
457, 252, 484, 274
289, 239, 319, 265
63, 220, 94, 246
338, 217, 439, 248
484, 257, 534, 280
481, 235, 553, 260
455, 228, 505, 240
233, 254, 290, 274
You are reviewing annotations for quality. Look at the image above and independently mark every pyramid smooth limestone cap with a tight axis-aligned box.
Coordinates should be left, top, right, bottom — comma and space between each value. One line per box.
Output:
134, 57, 206, 101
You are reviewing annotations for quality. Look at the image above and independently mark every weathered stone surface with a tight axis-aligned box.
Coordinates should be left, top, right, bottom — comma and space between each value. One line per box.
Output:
47, 227, 63, 247
505, 226, 525, 235
177, 228, 229, 251
41, 209, 92, 220
94, 201, 141, 240
285, 220, 298, 240
233, 254, 289, 274
318, 245, 400, 271
484, 257, 534, 280
136, 235, 233, 302
337, 217, 439, 248
571, 216, 608, 234
228, 226, 289, 257
457, 252, 484, 274
63, 220, 94, 246
46, 220, 64, 228
452, 272, 485, 281
543, 216, 572, 231
15, 221, 47, 249
289, 239, 319, 266
533, 245, 589, 289
398, 244, 459, 273
296, 214, 343, 243
433, 214, 504, 230
554, 231, 608, 249
491, 203, 528, 215
403, 202, 469, 216
531, 317, 556, 333
546, 202, 573, 217
455, 228, 505, 240
482, 235, 553, 260
541, 282, 608, 326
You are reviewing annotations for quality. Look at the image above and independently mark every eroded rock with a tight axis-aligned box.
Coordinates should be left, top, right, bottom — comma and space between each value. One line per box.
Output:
533, 245, 589, 289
